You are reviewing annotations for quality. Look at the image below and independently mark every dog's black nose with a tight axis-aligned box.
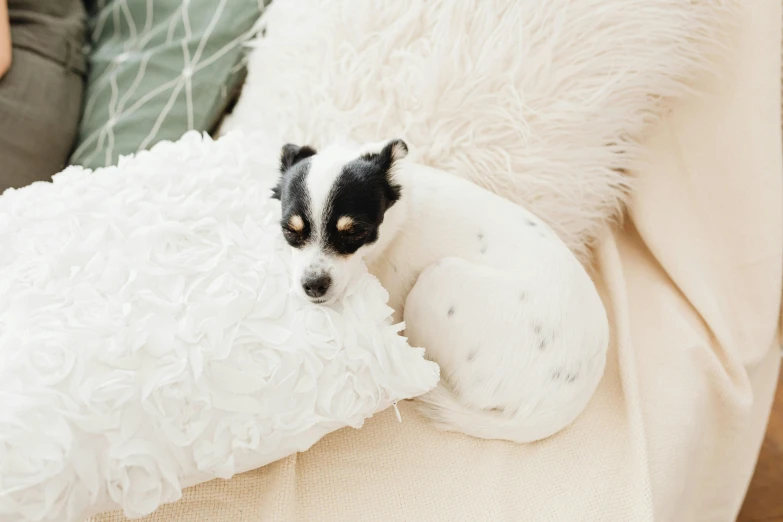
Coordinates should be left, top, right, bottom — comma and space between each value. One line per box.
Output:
302, 274, 332, 299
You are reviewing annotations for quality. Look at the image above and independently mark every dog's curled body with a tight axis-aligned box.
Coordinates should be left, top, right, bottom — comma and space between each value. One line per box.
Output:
367, 163, 608, 443
273, 139, 609, 443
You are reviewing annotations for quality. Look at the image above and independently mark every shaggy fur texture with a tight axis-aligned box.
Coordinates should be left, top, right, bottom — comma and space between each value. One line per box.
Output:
221, 0, 738, 261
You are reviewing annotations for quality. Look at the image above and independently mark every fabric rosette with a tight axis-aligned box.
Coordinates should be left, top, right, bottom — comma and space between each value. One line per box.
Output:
0, 131, 439, 522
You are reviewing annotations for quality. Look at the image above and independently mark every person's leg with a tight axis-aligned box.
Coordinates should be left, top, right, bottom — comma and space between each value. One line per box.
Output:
0, 0, 11, 77
0, 46, 84, 192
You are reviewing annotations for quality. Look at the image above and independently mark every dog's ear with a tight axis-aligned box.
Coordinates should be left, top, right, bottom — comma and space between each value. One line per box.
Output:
273, 144, 317, 200
377, 139, 408, 171
361, 139, 408, 169
280, 143, 317, 173
362, 139, 408, 206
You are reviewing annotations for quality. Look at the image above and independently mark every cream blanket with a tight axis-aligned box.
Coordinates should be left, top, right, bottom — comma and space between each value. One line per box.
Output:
90, 3, 782, 521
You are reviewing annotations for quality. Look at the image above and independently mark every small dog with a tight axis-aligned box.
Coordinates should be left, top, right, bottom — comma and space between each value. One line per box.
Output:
271, 138, 609, 443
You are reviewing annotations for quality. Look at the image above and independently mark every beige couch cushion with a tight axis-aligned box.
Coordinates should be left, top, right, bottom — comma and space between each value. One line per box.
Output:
90, 2, 782, 520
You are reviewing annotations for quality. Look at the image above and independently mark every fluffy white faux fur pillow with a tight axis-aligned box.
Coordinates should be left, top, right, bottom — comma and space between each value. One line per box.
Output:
0, 131, 439, 522
221, 0, 738, 261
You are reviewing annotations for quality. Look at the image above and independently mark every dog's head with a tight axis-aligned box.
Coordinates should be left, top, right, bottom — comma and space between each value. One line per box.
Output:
271, 139, 408, 303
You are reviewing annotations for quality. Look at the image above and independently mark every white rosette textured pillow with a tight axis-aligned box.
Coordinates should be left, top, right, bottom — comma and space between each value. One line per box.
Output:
0, 131, 439, 522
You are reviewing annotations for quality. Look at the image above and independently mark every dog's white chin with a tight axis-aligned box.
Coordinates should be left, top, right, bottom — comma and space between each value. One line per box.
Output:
303, 293, 338, 306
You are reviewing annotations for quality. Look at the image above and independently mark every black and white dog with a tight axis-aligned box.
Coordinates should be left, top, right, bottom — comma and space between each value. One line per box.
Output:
272, 138, 609, 443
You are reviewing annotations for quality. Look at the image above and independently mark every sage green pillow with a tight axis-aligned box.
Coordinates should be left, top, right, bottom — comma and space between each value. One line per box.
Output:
70, 0, 267, 169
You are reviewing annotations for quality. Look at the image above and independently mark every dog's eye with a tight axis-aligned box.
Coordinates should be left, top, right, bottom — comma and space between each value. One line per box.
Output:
342, 227, 368, 239
282, 227, 303, 244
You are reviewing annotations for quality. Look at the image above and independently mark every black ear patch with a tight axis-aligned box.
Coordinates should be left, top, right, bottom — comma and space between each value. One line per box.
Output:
280, 144, 317, 173
362, 139, 408, 173
272, 144, 317, 200
382, 139, 409, 163
359, 139, 407, 205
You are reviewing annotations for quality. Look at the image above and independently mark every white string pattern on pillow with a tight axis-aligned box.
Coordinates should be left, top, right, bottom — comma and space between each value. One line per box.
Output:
71, 0, 265, 168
